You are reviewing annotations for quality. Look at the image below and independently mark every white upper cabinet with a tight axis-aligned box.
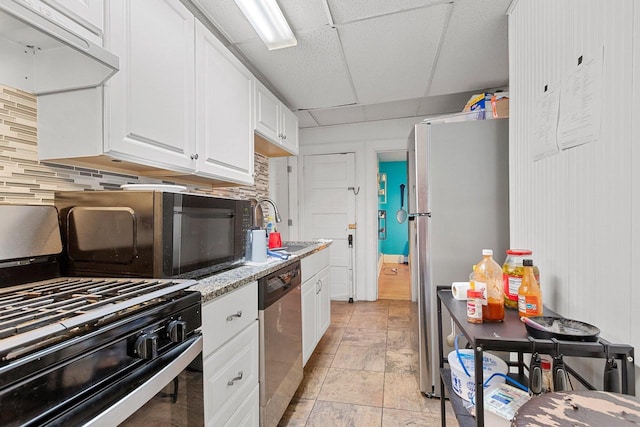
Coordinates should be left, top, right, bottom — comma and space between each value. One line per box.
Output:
195, 21, 254, 185
46, 0, 104, 35
280, 105, 299, 155
38, 0, 256, 186
255, 83, 280, 143
254, 81, 298, 156
106, 0, 196, 172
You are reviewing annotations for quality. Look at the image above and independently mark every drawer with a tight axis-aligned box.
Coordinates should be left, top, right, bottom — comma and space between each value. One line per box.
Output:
202, 281, 257, 356
225, 383, 259, 427
204, 321, 259, 427
301, 248, 330, 283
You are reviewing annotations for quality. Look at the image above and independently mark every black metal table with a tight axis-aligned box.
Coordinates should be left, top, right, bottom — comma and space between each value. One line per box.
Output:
436, 286, 635, 427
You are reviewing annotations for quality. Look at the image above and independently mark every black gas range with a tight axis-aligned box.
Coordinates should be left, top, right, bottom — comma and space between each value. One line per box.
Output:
0, 205, 203, 426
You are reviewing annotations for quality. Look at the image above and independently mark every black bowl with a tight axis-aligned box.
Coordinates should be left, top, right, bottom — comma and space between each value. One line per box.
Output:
524, 316, 600, 342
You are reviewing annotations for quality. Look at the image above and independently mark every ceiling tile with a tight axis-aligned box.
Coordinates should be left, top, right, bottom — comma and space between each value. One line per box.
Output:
310, 105, 367, 126
428, 0, 511, 95
327, 0, 445, 24
279, 0, 331, 31
339, 5, 448, 105
416, 91, 479, 116
295, 111, 319, 128
237, 27, 357, 110
194, 0, 257, 43
364, 99, 421, 121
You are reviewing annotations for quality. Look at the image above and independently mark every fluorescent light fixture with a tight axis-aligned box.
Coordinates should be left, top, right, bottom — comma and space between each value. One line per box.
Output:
234, 0, 297, 50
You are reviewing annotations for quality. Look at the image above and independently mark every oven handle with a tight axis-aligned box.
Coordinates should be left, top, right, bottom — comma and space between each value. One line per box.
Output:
82, 334, 203, 427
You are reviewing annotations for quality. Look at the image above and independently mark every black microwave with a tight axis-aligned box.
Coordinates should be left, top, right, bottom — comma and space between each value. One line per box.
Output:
54, 190, 252, 278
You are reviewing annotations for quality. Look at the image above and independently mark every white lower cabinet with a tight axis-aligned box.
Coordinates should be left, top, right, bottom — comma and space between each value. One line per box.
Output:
202, 282, 259, 427
225, 384, 259, 427
301, 249, 331, 365
316, 266, 331, 338
301, 278, 318, 365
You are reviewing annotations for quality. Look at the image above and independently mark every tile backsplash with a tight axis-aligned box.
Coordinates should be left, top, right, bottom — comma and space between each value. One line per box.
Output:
0, 84, 269, 205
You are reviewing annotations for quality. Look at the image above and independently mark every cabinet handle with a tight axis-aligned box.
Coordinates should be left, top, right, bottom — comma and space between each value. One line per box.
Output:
316, 279, 322, 294
227, 371, 244, 386
226, 310, 243, 321
190, 153, 200, 160
282, 134, 287, 140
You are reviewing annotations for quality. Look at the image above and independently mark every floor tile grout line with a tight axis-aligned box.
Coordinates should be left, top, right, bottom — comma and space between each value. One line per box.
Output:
294, 300, 434, 427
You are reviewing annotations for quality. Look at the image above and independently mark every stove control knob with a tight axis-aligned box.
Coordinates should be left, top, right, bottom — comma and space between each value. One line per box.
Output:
168, 320, 187, 343
135, 333, 158, 360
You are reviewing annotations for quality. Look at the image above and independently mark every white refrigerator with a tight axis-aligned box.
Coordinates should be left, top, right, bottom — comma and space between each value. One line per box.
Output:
407, 114, 510, 396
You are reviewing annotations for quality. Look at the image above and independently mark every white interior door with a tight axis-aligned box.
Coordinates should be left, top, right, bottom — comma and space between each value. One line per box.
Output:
301, 153, 356, 300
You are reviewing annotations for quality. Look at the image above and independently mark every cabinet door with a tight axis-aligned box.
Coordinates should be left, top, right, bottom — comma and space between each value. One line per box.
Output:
301, 278, 318, 366
280, 106, 299, 155
254, 82, 280, 143
204, 322, 259, 427
106, 0, 195, 171
47, 0, 104, 33
195, 22, 254, 185
224, 384, 259, 427
316, 265, 331, 338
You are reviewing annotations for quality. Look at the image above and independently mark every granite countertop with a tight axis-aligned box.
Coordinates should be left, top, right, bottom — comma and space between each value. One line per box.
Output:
189, 240, 332, 303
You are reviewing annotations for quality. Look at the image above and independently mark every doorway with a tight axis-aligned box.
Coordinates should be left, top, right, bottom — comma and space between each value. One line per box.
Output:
376, 151, 410, 300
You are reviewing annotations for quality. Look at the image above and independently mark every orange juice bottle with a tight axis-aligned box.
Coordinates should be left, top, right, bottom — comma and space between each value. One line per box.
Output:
518, 259, 543, 317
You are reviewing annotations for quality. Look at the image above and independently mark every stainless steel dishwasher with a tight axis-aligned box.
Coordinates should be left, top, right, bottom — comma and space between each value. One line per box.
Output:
258, 260, 303, 427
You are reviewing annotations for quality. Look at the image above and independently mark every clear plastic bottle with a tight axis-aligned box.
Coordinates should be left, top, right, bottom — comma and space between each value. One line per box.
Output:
475, 249, 504, 322
517, 259, 543, 317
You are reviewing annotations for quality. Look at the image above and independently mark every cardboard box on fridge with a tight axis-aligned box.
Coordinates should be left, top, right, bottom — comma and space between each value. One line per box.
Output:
463, 92, 492, 120
491, 93, 509, 118
463, 93, 489, 112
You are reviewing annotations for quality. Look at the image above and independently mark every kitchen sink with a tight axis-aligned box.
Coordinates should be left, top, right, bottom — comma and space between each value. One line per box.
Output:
282, 243, 313, 253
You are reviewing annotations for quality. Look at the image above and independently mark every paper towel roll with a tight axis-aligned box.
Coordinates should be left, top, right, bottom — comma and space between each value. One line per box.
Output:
451, 282, 471, 300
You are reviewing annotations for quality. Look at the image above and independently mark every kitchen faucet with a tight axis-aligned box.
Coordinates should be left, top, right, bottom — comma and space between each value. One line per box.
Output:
253, 197, 282, 228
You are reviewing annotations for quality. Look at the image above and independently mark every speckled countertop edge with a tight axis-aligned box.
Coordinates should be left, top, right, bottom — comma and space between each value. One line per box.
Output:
188, 240, 332, 303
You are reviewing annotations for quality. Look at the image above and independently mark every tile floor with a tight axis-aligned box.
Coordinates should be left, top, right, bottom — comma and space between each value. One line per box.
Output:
278, 299, 458, 427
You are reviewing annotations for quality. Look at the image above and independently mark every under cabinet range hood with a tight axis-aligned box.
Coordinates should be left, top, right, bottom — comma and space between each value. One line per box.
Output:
0, 0, 118, 94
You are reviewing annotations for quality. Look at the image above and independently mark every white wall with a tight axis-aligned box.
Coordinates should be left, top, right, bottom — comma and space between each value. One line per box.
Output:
296, 117, 427, 301
509, 0, 639, 389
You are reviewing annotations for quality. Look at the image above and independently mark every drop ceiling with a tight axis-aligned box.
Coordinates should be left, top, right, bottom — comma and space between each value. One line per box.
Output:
189, 0, 510, 128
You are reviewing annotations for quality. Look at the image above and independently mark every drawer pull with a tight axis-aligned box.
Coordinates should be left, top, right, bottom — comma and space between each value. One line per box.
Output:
227, 371, 244, 386
226, 310, 243, 321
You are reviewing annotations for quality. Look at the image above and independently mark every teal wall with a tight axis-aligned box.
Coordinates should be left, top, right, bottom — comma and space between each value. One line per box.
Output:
378, 161, 408, 255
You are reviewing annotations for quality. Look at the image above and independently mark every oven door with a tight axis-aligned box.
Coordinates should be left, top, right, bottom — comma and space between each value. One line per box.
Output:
83, 335, 204, 427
